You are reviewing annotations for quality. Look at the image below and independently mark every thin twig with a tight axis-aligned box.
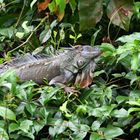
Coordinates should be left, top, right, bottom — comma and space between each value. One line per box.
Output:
107, 6, 123, 44
15, 0, 26, 27
8, 16, 48, 55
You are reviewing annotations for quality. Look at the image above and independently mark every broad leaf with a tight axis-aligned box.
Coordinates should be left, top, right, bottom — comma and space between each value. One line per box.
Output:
0, 106, 16, 121
0, 27, 15, 38
107, 0, 133, 31
9, 123, 19, 133
69, 0, 76, 13
117, 32, 140, 43
19, 120, 33, 133
78, 0, 103, 31
30, 0, 37, 9
101, 125, 124, 139
90, 132, 102, 140
91, 121, 101, 131
131, 122, 140, 132
111, 108, 128, 118
0, 128, 9, 140
131, 53, 139, 71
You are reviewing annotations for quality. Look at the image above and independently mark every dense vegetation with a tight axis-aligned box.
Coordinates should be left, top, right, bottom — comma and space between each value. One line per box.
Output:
1, 0, 140, 139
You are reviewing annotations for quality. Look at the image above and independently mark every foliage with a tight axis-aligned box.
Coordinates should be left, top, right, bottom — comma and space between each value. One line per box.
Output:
0, 0, 140, 140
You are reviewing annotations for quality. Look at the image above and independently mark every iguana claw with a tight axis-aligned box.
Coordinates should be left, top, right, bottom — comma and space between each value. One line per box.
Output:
64, 86, 80, 96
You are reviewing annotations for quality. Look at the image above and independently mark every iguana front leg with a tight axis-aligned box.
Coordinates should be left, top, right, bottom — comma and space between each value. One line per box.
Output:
49, 69, 79, 94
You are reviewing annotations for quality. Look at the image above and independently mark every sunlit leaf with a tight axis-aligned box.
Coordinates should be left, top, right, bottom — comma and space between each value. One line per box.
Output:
69, 0, 76, 13
128, 107, 140, 114
127, 100, 140, 106
101, 125, 124, 139
19, 120, 33, 133
0, 27, 15, 38
111, 108, 128, 118
117, 32, 140, 43
9, 123, 19, 133
30, 0, 37, 9
116, 96, 128, 104
91, 121, 101, 131
90, 132, 102, 140
0, 128, 9, 140
91, 27, 102, 46
131, 53, 139, 71
131, 122, 140, 133
0, 106, 16, 121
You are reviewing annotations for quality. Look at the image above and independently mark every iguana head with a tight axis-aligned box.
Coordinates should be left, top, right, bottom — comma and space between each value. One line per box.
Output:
74, 45, 101, 88
74, 45, 101, 69
80, 45, 101, 58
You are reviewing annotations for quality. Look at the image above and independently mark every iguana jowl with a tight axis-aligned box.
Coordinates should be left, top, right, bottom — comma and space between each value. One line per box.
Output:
0, 45, 101, 90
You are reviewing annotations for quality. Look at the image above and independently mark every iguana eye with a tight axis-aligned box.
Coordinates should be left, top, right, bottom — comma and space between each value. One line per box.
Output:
77, 60, 85, 67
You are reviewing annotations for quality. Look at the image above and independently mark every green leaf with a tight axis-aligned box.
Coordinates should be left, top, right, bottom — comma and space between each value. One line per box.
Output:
131, 53, 139, 71
78, 0, 103, 31
68, 121, 90, 139
128, 107, 140, 114
111, 108, 128, 118
127, 100, 140, 106
90, 132, 102, 140
76, 105, 87, 114
91, 121, 101, 131
68, 121, 77, 131
88, 105, 115, 117
30, 0, 37, 9
19, 120, 33, 133
0, 106, 16, 121
56, 0, 66, 13
16, 32, 24, 39
107, 0, 133, 31
39, 107, 49, 121
112, 72, 126, 78
100, 43, 116, 52
60, 101, 72, 117
40, 29, 51, 44
0, 27, 15, 38
38, 87, 60, 105
49, 119, 67, 137
100, 43, 116, 54
116, 96, 128, 104
131, 122, 140, 132
91, 27, 101, 46
69, 0, 76, 13
94, 70, 105, 77
25, 103, 37, 116
9, 123, 19, 133
0, 128, 9, 140
117, 32, 140, 43
71, 124, 90, 140
22, 21, 33, 33
48, 0, 56, 13
34, 120, 46, 133
101, 125, 124, 139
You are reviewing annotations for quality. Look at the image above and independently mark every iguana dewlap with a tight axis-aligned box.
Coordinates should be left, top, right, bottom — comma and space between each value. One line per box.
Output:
0, 45, 101, 89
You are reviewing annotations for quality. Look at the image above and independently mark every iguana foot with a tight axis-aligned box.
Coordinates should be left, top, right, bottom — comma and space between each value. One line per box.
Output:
64, 86, 80, 96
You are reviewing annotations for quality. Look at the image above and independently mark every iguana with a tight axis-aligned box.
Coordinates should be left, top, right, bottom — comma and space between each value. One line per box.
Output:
0, 45, 101, 92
